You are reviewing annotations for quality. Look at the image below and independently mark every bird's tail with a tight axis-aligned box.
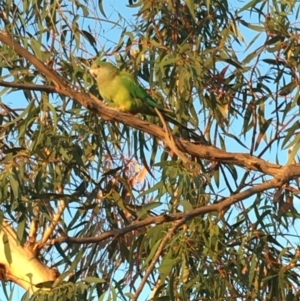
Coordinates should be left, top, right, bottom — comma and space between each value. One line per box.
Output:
163, 114, 209, 144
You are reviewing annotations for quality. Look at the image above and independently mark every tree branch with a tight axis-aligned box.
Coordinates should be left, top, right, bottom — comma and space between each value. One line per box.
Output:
154, 107, 190, 164
50, 175, 284, 245
0, 30, 293, 179
0, 80, 57, 93
0, 31, 64, 89
38, 198, 66, 251
132, 219, 186, 301
0, 221, 59, 292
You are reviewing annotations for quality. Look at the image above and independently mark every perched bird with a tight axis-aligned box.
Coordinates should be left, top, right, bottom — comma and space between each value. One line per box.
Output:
90, 60, 208, 143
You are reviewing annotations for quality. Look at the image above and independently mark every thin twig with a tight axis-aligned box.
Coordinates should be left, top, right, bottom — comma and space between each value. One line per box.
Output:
149, 277, 161, 300
154, 108, 190, 164
28, 202, 40, 253
0, 80, 57, 93
36, 186, 66, 251
132, 218, 187, 301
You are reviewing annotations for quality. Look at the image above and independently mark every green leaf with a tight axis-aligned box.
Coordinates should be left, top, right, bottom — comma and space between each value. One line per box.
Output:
185, 0, 196, 20
180, 199, 193, 211
137, 202, 162, 218
9, 171, 20, 200
159, 258, 177, 278
2, 233, 12, 264
17, 215, 26, 243
98, 0, 107, 18
238, 0, 264, 13
144, 238, 162, 266
82, 30, 97, 48
85, 277, 106, 283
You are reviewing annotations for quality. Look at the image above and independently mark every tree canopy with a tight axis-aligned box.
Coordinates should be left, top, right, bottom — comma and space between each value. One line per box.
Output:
0, 0, 300, 300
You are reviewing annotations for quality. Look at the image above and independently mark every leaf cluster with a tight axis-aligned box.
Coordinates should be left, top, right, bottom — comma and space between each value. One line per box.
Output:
0, 0, 300, 300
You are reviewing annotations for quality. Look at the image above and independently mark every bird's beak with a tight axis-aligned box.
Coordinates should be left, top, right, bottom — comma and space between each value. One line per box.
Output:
90, 68, 97, 77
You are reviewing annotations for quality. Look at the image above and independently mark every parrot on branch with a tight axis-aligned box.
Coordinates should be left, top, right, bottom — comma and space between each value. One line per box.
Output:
90, 60, 207, 143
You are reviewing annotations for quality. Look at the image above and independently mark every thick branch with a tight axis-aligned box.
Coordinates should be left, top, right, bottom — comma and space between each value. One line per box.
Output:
51, 176, 283, 245
0, 221, 59, 293
0, 30, 295, 178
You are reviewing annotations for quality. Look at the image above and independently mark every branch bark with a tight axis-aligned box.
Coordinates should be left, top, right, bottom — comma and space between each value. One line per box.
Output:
0, 221, 59, 293
0, 30, 291, 179
0, 80, 57, 93
0, 29, 299, 297
51, 175, 285, 245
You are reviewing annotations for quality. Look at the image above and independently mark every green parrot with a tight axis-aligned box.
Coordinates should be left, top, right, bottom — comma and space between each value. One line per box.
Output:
90, 60, 207, 142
